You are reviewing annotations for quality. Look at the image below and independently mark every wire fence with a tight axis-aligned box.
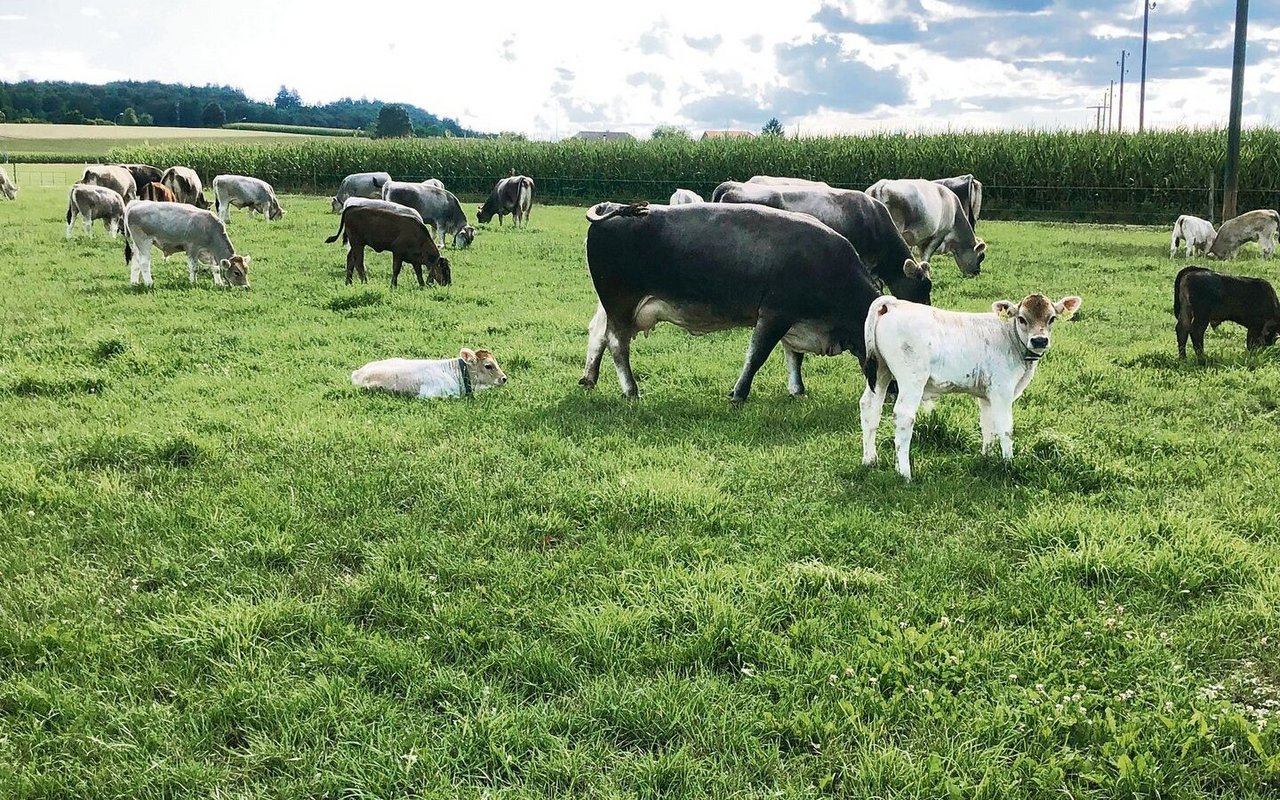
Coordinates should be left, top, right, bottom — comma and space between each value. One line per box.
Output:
5, 162, 1274, 226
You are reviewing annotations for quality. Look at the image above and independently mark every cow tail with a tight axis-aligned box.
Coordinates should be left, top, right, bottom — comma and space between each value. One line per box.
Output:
123, 216, 133, 265
585, 201, 649, 224
862, 296, 895, 390
65, 194, 74, 226
324, 215, 346, 245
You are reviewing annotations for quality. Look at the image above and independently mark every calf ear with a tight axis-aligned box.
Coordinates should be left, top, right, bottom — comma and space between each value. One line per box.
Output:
992, 300, 1017, 318
459, 348, 477, 364
902, 258, 925, 279
974, 239, 987, 256
1054, 296, 1083, 319
219, 258, 230, 269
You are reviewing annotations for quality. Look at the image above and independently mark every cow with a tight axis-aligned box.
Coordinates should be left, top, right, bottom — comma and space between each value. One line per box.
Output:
747, 175, 832, 188
80, 165, 137, 204
0, 166, 15, 200
325, 200, 451, 288
139, 181, 177, 202
213, 174, 285, 223
161, 166, 210, 209
1207, 209, 1279, 260
715, 182, 932, 304
477, 175, 534, 227
421, 178, 445, 190
669, 188, 704, 205
866, 178, 986, 276
122, 201, 250, 288
330, 171, 393, 212
65, 183, 126, 239
380, 180, 474, 247
1170, 214, 1217, 258
352, 348, 508, 398
860, 293, 1082, 480
118, 164, 163, 192
1174, 265, 1280, 361
933, 174, 984, 230
581, 201, 883, 401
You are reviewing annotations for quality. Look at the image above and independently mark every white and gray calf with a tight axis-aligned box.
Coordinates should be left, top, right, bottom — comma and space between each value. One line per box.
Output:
330, 171, 393, 212
1170, 214, 1217, 258
860, 293, 1082, 480
66, 183, 126, 238
669, 188, 704, 205
866, 178, 986, 276
123, 200, 250, 288
80, 165, 137, 204
212, 174, 285, 223
381, 180, 474, 247
1208, 209, 1279, 260
352, 348, 508, 398
0, 166, 16, 200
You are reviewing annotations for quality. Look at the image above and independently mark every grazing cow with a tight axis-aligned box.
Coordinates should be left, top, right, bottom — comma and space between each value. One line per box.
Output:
123, 201, 250, 288
1208, 209, 1279, 260
80, 165, 137, 204
381, 180, 474, 247
477, 175, 534, 227
118, 164, 163, 192
866, 178, 987, 276
65, 183, 126, 239
213, 174, 285, 222
861, 293, 1082, 480
329, 171, 393, 212
933, 174, 984, 230
1174, 265, 1280, 360
325, 200, 451, 288
139, 181, 177, 202
352, 348, 508, 398
161, 166, 210, 209
1170, 214, 1217, 258
716, 182, 932, 304
669, 188, 704, 205
0, 166, 16, 200
581, 201, 882, 401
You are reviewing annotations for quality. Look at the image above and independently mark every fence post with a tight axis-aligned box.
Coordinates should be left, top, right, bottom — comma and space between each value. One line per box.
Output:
1208, 171, 1216, 224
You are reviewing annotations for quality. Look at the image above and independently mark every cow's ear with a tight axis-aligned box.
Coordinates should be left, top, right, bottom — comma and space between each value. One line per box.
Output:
474, 349, 492, 360
219, 258, 230, 269
974, 239, 987, 256
459, 348, 477, 364
902, 259, 925, 279
1054, 296, 1083, 319
992, 300, 1017, 318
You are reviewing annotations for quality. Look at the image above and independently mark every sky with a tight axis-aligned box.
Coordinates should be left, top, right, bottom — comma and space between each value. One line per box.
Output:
0, 0, 1277, 139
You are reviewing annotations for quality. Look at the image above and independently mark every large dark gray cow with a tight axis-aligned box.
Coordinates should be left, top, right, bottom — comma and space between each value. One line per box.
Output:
478, 175, 534, 227
716, 182, 931, 304
118, 164, 164, 193
580, 202, 882, 401
867, 178, 986, 276
933, 174, 983, 230
381, 180, 475, 247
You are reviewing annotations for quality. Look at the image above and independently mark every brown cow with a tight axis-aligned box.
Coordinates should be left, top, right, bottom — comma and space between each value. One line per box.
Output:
140, 181, 177, 202
324, 198, 451, 288
1174, 265, 1280, 360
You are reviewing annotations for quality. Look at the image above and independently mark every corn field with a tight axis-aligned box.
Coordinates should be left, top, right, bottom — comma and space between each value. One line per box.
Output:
107, 128, 1280, 223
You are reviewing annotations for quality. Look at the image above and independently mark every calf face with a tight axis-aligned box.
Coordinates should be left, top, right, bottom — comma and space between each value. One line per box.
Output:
268, 200, 285, 221
456, 224, 476, 248
330, 196, 343, 213
993, 293, 1082, 355
219, 255, 251, 288
461, 347, 508, 389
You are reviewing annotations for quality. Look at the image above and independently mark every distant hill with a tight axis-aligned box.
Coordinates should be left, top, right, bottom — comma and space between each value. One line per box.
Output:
0, 80, 487, 137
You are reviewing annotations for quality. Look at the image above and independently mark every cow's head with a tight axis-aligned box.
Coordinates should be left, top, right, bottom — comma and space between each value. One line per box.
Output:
460, 347, 508, 390
268, 200, 286, 221
994, 294, 1081, 357
456, 224, 476, 248
330, 196, 343, 213
895, 258, 933, 304
430, 256, 452, 286
1, 183, 15, 201
476, 206, 494, 224
953, 238, 986, 277
221, 255, 251, 288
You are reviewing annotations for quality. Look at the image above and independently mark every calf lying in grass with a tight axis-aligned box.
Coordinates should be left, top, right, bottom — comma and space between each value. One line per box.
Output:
351, 348, 508, 398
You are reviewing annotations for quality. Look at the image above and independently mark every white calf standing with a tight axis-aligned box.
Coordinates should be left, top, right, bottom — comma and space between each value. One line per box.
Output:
1170, 214, 1216, 257
123, 201, 250, 288
860, 293, 1082, 480
212, 174, 285, 223
352, 348, 508, 398
66, 183, 126, 238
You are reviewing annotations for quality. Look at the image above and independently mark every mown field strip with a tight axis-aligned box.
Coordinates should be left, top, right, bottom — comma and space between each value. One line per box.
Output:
1, 185, 1277, 797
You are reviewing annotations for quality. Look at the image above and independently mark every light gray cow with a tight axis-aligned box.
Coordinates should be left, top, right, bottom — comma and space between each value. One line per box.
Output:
933, 174, 983, 230
123, 201, 250, 288
866, 178, 986, 276
330, 171, 393, 212
669, 188, 704, 204
421, 178, 445, 190
381, 180, 474, 247
161, 166, 210, 208
1208, 209, 1279, 260
213, 174, 285, 223
81, 164, 137, 204
65, 183, 126, 239
0, 166, 16, 200
1170, 214, 1217, 258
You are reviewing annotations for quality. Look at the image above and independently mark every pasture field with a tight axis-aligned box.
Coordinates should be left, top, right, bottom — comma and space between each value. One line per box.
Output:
0, 123, 326, 158
1, 184, 1279, 798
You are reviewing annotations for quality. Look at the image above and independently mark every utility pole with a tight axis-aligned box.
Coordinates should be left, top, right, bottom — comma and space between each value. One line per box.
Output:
1223, 0, 1249, 220
1139, 1, 1156, 132
1107, 81, 1115, 132
1088, 102, 1106, 132
1117, 50, 1130, 132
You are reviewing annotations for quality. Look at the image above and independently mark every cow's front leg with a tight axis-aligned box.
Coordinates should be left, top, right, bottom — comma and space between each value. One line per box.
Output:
411, 262, 426, 288
580, 302, 609, 388
988, 397, 1015, 460
209, 256, 225, 287
782, 344, 806, 396
918, 235, 944, 265
977, 396, 995, 455
730, 316, 790, 403
187, 252, 202, 285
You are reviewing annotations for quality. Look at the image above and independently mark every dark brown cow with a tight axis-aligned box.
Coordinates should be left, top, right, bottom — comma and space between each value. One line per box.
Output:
325, 199, 451, 288
140, 181, 177, 202
119, 164, 163, 192
1174, 265, 1280, 360
477, 175, 534, 227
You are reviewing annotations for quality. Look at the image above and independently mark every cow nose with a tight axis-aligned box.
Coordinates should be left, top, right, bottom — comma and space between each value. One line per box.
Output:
499, 376, 508, 384
1030, 336, 1049, 349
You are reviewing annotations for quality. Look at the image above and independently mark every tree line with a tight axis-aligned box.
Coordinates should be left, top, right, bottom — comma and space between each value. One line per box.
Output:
0, 80, 485, 137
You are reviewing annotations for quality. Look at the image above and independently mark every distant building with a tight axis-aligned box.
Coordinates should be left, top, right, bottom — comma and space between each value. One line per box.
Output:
700, 130, 756, 141
572, 130, 636, 141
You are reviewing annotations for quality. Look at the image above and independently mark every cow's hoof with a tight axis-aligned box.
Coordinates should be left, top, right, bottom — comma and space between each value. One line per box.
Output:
578, 377, 596, 389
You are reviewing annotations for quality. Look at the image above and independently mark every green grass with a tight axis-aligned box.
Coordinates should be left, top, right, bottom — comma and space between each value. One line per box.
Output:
0, 122, 329, 158
1, 184, 1278, 798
